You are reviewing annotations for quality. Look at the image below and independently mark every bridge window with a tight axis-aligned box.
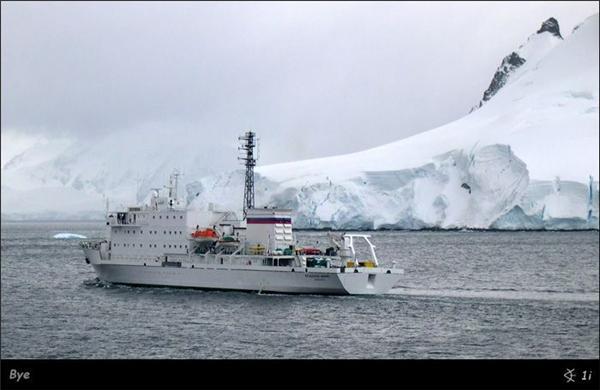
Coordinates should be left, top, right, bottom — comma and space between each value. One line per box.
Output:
166, 216, 169, 219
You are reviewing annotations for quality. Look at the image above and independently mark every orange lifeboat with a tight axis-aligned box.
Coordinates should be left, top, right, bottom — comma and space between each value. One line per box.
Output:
191, 228, 219, 239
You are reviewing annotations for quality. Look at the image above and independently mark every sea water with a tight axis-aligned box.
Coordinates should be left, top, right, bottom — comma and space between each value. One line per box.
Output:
1, 221, 598, 358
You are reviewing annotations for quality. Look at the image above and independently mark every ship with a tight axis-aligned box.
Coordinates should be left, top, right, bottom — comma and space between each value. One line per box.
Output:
81, 132, 403, 294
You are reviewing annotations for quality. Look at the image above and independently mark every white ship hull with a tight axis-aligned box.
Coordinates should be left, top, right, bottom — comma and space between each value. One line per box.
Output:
84, 249, 403, 295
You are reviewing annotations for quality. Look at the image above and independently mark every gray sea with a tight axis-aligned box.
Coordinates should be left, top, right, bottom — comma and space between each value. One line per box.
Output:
1, 221, 598, 359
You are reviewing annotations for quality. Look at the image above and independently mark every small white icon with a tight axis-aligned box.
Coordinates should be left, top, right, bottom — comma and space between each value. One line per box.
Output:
564, 368, 576, 383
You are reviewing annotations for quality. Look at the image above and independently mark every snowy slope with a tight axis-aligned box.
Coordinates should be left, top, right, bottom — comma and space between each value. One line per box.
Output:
255, 15, 598, 184
470, 17, 563, 111
188, 14, 599, 229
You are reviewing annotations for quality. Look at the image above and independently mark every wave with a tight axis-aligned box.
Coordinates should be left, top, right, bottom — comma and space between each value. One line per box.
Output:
388, 287, 599, 302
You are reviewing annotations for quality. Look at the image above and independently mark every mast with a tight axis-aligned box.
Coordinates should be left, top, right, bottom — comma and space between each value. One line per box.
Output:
238, 131, 257, 218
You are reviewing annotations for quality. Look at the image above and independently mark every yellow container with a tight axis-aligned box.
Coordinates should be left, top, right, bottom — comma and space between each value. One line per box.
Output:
347, 260, 377, 268
248, 244, 265, 255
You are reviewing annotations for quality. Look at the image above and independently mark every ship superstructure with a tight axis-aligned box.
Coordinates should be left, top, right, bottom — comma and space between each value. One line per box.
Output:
81, 133, 403, 294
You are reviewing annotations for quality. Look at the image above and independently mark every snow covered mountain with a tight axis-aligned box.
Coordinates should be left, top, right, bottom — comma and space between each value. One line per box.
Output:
188, 14, 599, 229
2, 14, 598, 229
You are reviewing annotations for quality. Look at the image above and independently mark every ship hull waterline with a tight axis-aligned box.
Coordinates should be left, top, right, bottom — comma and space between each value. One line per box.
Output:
85, 251, 403, 295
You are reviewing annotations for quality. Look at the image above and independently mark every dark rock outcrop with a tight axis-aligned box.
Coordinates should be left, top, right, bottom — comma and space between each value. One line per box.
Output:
481, 52, 526, 103
537, 17, 563, 39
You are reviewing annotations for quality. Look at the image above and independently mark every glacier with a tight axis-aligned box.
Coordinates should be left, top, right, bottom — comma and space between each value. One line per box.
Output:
187, 146, 598, 230
188, 144, 531, 229
2, 14, 599, 230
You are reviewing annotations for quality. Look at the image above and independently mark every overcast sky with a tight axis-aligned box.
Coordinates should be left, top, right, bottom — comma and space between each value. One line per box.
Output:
2, 1, 598, 167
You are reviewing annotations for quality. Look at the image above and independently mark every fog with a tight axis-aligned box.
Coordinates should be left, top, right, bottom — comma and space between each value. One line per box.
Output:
2, 1, 598, 166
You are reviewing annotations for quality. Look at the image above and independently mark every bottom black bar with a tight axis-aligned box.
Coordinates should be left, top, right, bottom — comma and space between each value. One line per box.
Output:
1, 359, 598, 390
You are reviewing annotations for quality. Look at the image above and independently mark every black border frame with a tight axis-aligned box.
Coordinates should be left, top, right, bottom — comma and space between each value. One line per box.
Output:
1, 359, 599, 390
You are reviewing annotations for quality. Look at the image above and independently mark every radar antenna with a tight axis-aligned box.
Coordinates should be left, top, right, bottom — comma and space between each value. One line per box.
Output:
150, 187, 161, 197
238, 131, 257, 218
149, 187, 161, 210
164, 169, 181, 208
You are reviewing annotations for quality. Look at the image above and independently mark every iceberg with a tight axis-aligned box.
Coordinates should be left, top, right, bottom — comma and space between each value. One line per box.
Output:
53, 233, 87, 239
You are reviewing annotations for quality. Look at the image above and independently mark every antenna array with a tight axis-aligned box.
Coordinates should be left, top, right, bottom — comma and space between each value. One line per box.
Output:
238, 131, 257, 218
